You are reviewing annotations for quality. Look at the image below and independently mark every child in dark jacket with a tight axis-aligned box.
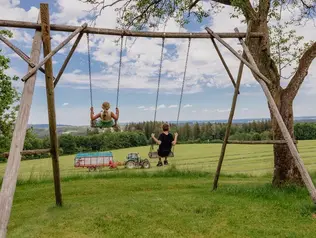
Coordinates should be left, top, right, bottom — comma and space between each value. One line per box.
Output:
151, 123, 178, 166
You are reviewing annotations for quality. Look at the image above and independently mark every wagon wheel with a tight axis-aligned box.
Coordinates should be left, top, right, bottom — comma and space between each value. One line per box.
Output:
125, 161, 135, 169
141, 159, 151, 169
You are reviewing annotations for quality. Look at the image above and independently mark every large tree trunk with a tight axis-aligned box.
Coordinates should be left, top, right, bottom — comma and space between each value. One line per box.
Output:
246, 17, 304, 186
271, 92, 303, 186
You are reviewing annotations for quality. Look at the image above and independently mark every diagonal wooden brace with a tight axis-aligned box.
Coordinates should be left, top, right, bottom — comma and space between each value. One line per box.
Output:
205, 27, 271, 85
21, 22, 87, 82
210, 38, 240, 94
211, 21, 254, 191
0, 34, 56, 81
54, 32, 84, 88
234, 27, 316, 203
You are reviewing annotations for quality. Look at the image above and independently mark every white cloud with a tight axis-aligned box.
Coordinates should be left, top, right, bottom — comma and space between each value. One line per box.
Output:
62, 103, 69, 106
137, 106, 145, 109
216, 108, 230, 113
242, 108, 249, 111
168, 105, 178, 108
183, 104, 193, 108
157, 104, 166, 110
3, 1, 316, 124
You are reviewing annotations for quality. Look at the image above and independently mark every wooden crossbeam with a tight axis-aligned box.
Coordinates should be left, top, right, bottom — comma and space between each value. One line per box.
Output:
234, 27, 316, 203
54, 32, 83, 87
0, 19, 264, 39
227, 140, 297, 145
21, 22, 87, 82
0, 34, 56, 81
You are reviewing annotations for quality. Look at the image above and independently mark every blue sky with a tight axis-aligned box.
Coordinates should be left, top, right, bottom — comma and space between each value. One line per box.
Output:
0, 0, 315, 126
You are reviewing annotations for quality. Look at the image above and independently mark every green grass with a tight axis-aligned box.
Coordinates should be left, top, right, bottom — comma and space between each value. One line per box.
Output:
1, 140, 316, 181
7, 176, 316, 237
2, 141, 316, 237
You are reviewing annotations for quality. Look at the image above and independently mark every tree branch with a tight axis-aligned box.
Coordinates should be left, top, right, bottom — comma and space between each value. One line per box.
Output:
210, 0, 232, 6
259, 0, 270, 20
189, 0, 201, 10
285, 42, 316, 100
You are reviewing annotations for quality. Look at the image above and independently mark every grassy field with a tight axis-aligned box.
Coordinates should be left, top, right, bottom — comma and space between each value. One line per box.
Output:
1, 141, 316, 237
1, 140, 316, 181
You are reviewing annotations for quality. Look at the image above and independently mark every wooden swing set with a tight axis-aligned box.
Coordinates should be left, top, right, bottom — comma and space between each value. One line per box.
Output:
0, 3, 315, 238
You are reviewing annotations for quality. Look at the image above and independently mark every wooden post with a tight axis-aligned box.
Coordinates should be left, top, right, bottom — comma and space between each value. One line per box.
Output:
211, 38, 239, 94
0, 34, 54, 79
234, 28, 316, 203
212, 21, 252, 190
0, 17, 42, 238
40, 3, 62, 206
21, 22, 87, 82
54, 32, 83, 87
213, 62, 244, 189
205, 27, 271, 85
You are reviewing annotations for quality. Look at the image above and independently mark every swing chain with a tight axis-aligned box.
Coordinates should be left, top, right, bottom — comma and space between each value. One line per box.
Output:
176, 37, 191, 128
151, 36, 165, 151
87, 33, 93, 108
116, 35, 124, 109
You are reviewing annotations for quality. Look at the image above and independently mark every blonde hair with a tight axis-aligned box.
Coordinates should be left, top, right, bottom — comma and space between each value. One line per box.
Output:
102, 102, 110, 110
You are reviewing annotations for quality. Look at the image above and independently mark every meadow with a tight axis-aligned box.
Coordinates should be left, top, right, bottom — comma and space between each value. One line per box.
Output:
1, 141, 316, 237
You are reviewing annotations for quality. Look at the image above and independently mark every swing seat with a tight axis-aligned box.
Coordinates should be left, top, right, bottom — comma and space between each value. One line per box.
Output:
148, 151, 174, 159
91, 119, 114, 128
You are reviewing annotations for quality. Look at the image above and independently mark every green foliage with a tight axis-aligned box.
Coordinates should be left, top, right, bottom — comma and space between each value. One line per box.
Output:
0, 30, 20, 154
294, 123, 316, 140
59, 131, 148, 155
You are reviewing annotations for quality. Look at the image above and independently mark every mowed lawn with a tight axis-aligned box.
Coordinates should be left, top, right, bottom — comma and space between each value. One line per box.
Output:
1, 140, 316, 180
1, 141, 316, 237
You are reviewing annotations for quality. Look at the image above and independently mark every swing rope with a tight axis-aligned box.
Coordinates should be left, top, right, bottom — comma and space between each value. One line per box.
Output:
116, 35, 124, 109
150, 37, 165, 152
87, 33, 93, 108
176, 37, 191, 128
114, 35, 124, 127
171, 37, 191, 154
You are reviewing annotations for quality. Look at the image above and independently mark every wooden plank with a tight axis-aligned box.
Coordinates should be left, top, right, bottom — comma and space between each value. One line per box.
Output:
0, 34, 55, 79
54, 32, 83, 87
227, 140, 297, 144
0, 19, 264, 39
0, 16, 42, 238
234, 27, 316, 203
40, 3, 62, 206
1, 148, 52, 158
21, 22, 88, 82
211, 38, 239, 93
205, 27, 271, 85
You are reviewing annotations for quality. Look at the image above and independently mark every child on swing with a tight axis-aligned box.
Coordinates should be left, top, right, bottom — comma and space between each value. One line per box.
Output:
90, 101, 119, 128
151, 123, 178, 166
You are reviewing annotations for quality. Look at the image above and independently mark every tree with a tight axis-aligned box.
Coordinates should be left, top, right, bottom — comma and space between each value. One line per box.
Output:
192, 122, 201, 139
81, 0, 316, 186
0, 30, 20, 153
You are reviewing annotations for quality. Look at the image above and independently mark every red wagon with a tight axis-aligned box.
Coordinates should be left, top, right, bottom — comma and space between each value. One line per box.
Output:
74, 152, 121, 171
